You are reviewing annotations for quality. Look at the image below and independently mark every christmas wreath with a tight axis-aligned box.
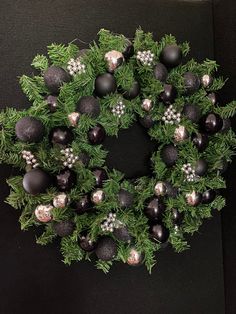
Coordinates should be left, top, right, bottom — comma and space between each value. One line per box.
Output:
1, 28, 236, 273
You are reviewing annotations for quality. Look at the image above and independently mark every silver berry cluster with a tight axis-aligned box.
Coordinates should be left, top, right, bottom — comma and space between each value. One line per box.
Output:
136, 50, 154, 66
67, 58, 86, 76
101, 213, 119, 232
162, 105, 181, 124
182, 163, 197, 182
60, 148, 79, 168
111, 100, 125, 118
22, 150, 39, 168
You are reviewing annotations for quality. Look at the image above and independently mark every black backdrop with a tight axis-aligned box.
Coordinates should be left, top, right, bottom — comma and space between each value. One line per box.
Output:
0, 1, 235, 313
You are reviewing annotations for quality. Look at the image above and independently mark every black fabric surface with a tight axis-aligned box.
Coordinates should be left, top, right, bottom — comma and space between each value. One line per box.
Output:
0, 1, 227, 313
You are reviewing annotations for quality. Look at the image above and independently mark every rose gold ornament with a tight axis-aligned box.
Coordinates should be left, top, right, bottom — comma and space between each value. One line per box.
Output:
185, 190, 202, 206
68, 112, 80, 127
91, 189, 105, 204
127, 247, 143, 266
35, 204, 53, 222
104, 50, 124, 72
53, 193, 69, 208
141, 99, 153, 112
174, 125, 189, 142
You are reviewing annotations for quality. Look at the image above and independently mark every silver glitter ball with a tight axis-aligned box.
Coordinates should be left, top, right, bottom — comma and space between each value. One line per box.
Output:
91, 189, 105, 205
53, 193, 69, 208
68, 112, 80, 126
141, 99, 153, 112
34, 204, 53, 223
201, 74, 213, 88
104, 50, 124, 72
174, 125, 189, 142
154, 181, 167, 196
185, 190, 202, 206
127, 247, 144, 266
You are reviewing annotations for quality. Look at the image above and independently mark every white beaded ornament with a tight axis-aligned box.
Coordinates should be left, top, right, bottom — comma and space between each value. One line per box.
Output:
111, 100, 126, 118
162, 105, 181, 125
136, 50, 154, 66
60, 148, 79, 168
181, 163, 198, 182
22, 150, 39, 168
101, 212, 121, 232
67, 57, 86, 76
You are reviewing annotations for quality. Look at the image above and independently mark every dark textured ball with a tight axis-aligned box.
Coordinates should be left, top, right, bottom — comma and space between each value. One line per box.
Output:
172, 208, 184, 226
202, 190, 216, 204
79, 234, 96, 252
122, 39, 134, 60
161, 144, 178, 166
73, 194, 93, 215
123, 81, 140, 100
220, 118, 231, 133
15, 116, 45, 143
49, 126, 74, 146
118, 189, 134, 208
139, 115, 155, 128
201, 113, 223, 134
53, 221, 74, 237
95, 236, 117, 261
76, 96, 100, 118
153, 63, 168, 82
23, 168, 52, 195
194, 159, 208, 176
92, 168, 108, 187
182, 104, 201, 123
94, 73, 117, 97
44, 66, 71, 94
159, 84, 177, 104
77, 152, 90, 167
45, 95, 58, 113
113, 226, 132, 243
144, 197, 165, 221
192, 133, 209, 152
183, 72, 200, 95
150, 224, 170, 243
56, 169, 76, 191
160, 45, 182, 68
88, 124, 106, 144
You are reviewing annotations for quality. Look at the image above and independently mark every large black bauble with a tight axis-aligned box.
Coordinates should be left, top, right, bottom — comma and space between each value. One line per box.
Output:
92, 168, 108, 187
192, 133, 209, 152
172, 208, 184, 226
150, 224, 170, 243
202, 190, 216, 204
194, 159, 208, 176
153, 63, 168, 82
15, 116, 45, 143
160, 45, 182, 68
49, 126, 74, 146
118, 189, 134, 208
123, 81, 140, 100
44, 66, 71, 94
139, 115, 155, 128
53, 221, 74, 237
56, 169, 76, 191
184, 72, 200, 95
73, 194, 93, 215
95, 73, 117, 97
122, 39, 134, 60
23, 168, 52, 195
159, 84, 177, 104
88, 124, 106, 144
182, 104, 201, 123
95, 236, 117, 261
79, 233, 96, 252
201, 113, 223, 134
161, 144, 178, 166
144, 197, 165, 221
76, 96, 100, 118
113, 226, 132, 243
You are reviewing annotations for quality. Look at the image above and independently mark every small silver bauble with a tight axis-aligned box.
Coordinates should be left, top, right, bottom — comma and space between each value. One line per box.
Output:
68, 112, 80, 126
104, 50, 124, 72
185, 190, 201, 206
174, 125, 189, 142
201, 74, 213, 88
127, 247, 144, 266
154, 181, 167, 196
91, 189, 105, 205
53, 193, 69, 208
34, 204, 53, 223
141, 99, 153, 112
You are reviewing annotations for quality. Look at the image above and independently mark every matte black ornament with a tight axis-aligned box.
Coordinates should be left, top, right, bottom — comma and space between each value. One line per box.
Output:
144, 197, 165, 221
123, 81, 140, 100
92, 168, 108, 187
113, 226, 132, 243
122, 39, 134, 60
161, 144, 178, 166
220, 118, 231, 133
77, 152, 90, 167
201, 113, 223, 134
76, 96, 100, 118
95, 73, 117, 97
44, 66, 71, 94
45, 95, 58, 113
79, 233, 96, 252
56, 169, 76, 191
184, 72, 200, 95
118, 189, 134, 208
160, 45, 182, 68
150, 224, 169, 243
95, 236, 117, 261
172, 208, 184, 226
15, 116, 44, 143
53, 221, 74, 237
202, 190, 216, 204
153, 63, 168, 82
139, 115, 155, 128
23, 168, 52, 195
73, 194, 93, 215
194, 159, 208, 176
182, 104, 201, 123
192, 133, 209, 152
159, 84, 177, 104
207, 92, 219, 106
49, 126, 74, 146
88, 124, 106, 144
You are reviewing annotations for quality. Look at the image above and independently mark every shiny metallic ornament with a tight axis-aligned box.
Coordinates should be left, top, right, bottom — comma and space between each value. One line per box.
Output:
91, 189, 105, 204
141, 99, 153, 112
68, 112, 80, 127
53, 192, 69, 208
201, 74, 213, 88
127, 247, 143, 266
104, 50, 124, 72
34, 204, 53, 222
174, 125, 189, 142
185, 190, 202, 206
154, 181, 167, 196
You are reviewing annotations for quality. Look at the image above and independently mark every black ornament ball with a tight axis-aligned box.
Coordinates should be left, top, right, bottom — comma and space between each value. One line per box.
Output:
45, 95, 58, 113
139, 115, 155, 128
182, 104, 201, 123
118, 189, 134, 208
150, 224, 170, 243
161, 144, 178, 166
76, 96, 100, 118
44, 66, 71, 94
79, 233, 96, 252
113, 226, 132, 243
53, 221, 74, 237
88, 124, 106, 144
56, 169, 76, 191
192, 133, 209, 152
160, 45, 182, 68
122, 39, 134, 60
23, 168, 52, 195
144, 198, 165, 221
123, 81, 140, 100
202, 190, 216, 204
95, 73, 117, 97
92, 168, 108, 187
201, 113, 223, 134
49, 126, 74, 146
172, 208, 184, 226
194, 159, 208, 176
73, 194, 93, 215
153, 63, 168, 82
159, 84, 177, 104
15, 116, 44, 143
95, 236, 117, 261
184, 72, 200, 95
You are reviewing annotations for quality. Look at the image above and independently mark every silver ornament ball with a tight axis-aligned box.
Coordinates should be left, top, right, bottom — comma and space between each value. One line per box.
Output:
53, 193, 69, 208
91, 189, 105, 204
174, 125, 189, 142
127, 247, 144, 266
104, 50, 124, 72
34, 204, 53, 223
154, 181, 167, 196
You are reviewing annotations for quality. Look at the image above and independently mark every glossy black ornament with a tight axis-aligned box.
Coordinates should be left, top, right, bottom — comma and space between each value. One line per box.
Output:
53, 221, 74, 237
95, 236, 117, 261
139, 115, 155, 128
118, 189, 134, 208
88, 124, 106, 144
76, 96, 100, 118
183, 72, 200, 95
202, 190, 216, 204
122, 39, 134, 60
161, 144, 178, 166
144, 197, 165, 221
56, 169, 76, 191
172, 208, 184, 225
220, 118, 231, 133
45, 95, 58, 113
73, 194, 93, 215
182, 104, 201, 123
150, 224, 169, 243
194, 159, 208, 176
15, 116, 45, 143
23, 168, 52, 195
44, 66, 71, 94
113, 226, 132, 243
201, 113, 223, 134
94, 73, 117, 97
123, 81, 140, 100
79, 233, 96, 252
92, 168, 108, 187
159, 84, 177, 104
160, 45, 182, 68
49, 126, 74, 146
192, 133, 209, 152
153, 63, 168, 82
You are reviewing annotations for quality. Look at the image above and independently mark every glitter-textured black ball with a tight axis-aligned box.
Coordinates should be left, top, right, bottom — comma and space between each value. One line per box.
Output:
192, 133, 209, 152
113, 226, 132, 243
45, 95, 58, 113
88, 124, 106, 144
161, 144, 178, 166
153, 63, 168, 82
150, 224, 170, 243
95, 236, 117, 261
220, 118, 231, 133
73, 194, 93, 215
94, 73, 117, 97
202, 190, 216, 204
118, 189, 134, 208
182, 104, 201, 123
139, 115, 155, 128
15, 116, 45, 143
77, 152, 90, 167
201, 113, 223, 134
123, 81, 140, 100
92, 168, 108, 187
76, 96, 100, 118
144, 197, 165, 221
160, 44, 182, 68
23, 168, 52, 195
194, 159, 208, 176
159, 84, 177, 104
53, 221, 74, 237
123, 39, 134, 60
44, 66, 71, 94
172, 208, 184, 226
56, 169, 76, 191
79, 234, 96, 252
184, 72, 200, 95
49, 126, 74, 146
